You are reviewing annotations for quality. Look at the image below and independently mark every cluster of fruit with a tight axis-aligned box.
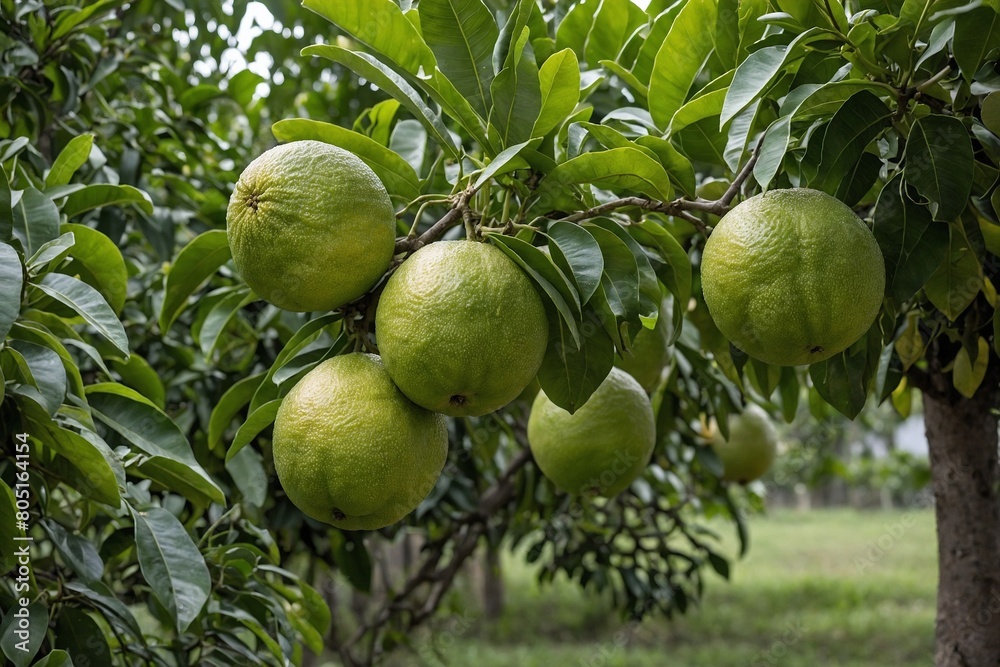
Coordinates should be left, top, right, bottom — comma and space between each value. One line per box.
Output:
227, 140, 886, 531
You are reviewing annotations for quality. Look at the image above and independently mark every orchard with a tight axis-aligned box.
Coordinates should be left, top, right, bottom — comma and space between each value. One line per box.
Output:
1, 1, 999, 666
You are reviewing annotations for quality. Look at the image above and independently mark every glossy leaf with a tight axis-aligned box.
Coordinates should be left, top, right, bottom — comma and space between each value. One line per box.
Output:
811, 90, 891, 204
537, 310, 615, 414
272, 119, 421, 201
535, 147, 673, 205
13, 187, 59, 258
872, 175, 949, 305
302, 0, 436, 73
545, 221, 604, 305
61, 183, 153, 217
953, 337, 990, 398
131, 506, 211, 632
60, 223, 128, 314
34, 273, 129, 356
419, 0, 498, 116
904, 114, 975, 221
209, 373, 266, 451
0, 242, 21, 341
42, 520, 104, 583
534, 48, 581, 138
159, 230, 232, 332
924, 224, 982, 321
648, 0, 719, 129
953, 6, 1000, 81
489, 27, 541, 147
45, 133, 94, 188
2, 603, 47, 667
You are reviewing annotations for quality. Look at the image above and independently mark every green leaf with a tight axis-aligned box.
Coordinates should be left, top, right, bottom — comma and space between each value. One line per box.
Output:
27, 232, 75, 272
0, 164, 12, 242
333, 533, 373, 592
422, 68, 493, 149
61, 184, 153, 217
302, 0, 436, 74
0, 483, 17, 575
778, 366, 800, 423
811, 90, 892, 204
227, 69, 265, 107
904, 114, 975, 221
633, 135, 698, 197
953, 6, 1000, 81
62, 580, 141, 640
648, 0, 719, 129
808, 345, 870, 419
45, 133, 94, 188
41, 520, 104, 583
419, 0, 498, 116
226, 446, 268, 508
669, 89, 728, 136
9, 340, 65, 415
924, 223, 982, 320
226, 399, 283, 463
54, 608, 110, 664
198, 289, 255, 357
33, 273, 128, 356
545, 221, 604, 305
2, 603, 48, 667
111, 353, 166, 409
46, 427, 124, 506
489, 27, 541, 148
13, 187, 59, 257
586, 224, 642, 347
535, 147, 673, 206
534, 49, 581, 138
872, 174, 949, 305
32, 650, 74, 667
86, 383, 225, 505
272, 119, 421, 202
720, 29, 824, 127
131, 506, 211, 632
486, 233, 582, 346
159, 230, 232, 332
629, 220, 692, 304
473, 140, 532, 189
60, 223, 128, 314
178, 84, 223, 111
0, 242, 22, 340
953, 337, 990, 398
588, 218, 660, 325
754, 116, 791, 189
209, 373, 265, 451
51, 0, 121, 39
304, 45, 459, 157
537, 309, 615, 414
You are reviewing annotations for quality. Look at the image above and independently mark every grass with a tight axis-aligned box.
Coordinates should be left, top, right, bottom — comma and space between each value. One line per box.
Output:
385, 508, 937, 667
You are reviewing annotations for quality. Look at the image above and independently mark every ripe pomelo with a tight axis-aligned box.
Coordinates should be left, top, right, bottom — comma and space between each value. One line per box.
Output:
227, 140, 395, 312
707, 404, 777, 484
527, 367, 655, 497
271, 353, 447, 531
701, 188, 885, 366
615, 299, 672, 391
375, 241, 548, 417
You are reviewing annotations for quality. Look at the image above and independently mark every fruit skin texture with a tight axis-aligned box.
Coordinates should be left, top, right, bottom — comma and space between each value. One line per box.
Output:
700, 188, 885, 366
227, 140, 395, 312
709, 404, 778, 484
615, 300, 672, 391
527, 367, 655, 497
271, 353, 447, 531
376, 241, 548, 417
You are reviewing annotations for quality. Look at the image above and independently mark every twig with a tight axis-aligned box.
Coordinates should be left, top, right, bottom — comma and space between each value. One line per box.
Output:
395, 186, 481, 255
553, 140, 763, 236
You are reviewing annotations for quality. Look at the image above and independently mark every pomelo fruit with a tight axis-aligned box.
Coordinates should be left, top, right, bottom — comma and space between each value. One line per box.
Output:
700, 188, 884, 366
708, 404, 777, 484
227, 140, 395, 312
271, 353, 447, 531
375, 241, 548, 417
615, 299, 672, 391
527, 367, 655, 497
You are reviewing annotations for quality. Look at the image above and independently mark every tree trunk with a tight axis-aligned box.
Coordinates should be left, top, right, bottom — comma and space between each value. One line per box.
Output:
482, 545, 505, 620
922, 365, 1000, 667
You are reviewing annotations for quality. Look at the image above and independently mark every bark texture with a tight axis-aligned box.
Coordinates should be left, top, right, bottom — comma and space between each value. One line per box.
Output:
922, 362, 1000, 667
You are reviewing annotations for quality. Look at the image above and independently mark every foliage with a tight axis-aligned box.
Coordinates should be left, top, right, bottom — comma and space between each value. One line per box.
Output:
3, 0, 1000, 665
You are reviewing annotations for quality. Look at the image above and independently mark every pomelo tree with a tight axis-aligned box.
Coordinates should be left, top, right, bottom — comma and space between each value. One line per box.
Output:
1, 0, 999, 666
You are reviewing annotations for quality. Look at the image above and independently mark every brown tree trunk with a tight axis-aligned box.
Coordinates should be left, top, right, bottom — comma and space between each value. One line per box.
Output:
922, 362, 1000, 667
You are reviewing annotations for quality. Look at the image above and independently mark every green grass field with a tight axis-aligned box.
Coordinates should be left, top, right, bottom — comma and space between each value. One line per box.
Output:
390, 508, 937, 667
